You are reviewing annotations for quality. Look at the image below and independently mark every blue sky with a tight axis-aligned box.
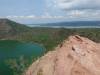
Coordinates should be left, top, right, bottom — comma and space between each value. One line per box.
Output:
0, 0, 100, 24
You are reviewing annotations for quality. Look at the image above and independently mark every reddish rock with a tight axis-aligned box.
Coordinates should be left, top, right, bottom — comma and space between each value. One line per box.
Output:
25, 35, 100, 75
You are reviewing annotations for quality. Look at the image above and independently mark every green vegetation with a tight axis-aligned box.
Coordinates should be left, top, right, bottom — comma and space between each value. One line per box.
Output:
5, 56, 29, 75
7, 28, 100, 53
0, 19, 31, 38
1, 19, 100, 52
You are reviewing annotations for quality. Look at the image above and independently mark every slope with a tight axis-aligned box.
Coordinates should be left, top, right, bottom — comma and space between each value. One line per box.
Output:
0, 19, 30, 38
25, 35, 100, 75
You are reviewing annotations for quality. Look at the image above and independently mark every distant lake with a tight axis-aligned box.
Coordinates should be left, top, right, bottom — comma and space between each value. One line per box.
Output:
28, 25, 100, 28
0, 40, 45, 75
28, 21, 100, 28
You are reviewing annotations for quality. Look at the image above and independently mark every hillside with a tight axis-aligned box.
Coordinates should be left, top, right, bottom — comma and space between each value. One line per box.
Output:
8, 28, 100, 53
0, 19, 30, 38
0, 19, 100, 75
25, 35, 100, 75
0, 19, 100, 52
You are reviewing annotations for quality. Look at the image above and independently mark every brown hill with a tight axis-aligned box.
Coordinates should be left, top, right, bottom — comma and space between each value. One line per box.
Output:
25, 35, 100, 75
0, 19, 12, 38
0, 19, 12, 32
0, 19, 30, 39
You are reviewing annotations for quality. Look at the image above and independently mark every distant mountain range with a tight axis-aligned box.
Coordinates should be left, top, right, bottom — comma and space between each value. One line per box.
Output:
45, 21, 100, 26
29, 21, 100, 28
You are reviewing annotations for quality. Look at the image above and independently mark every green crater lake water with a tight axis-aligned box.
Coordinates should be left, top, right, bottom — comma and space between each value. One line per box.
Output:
0, 40, 45, 75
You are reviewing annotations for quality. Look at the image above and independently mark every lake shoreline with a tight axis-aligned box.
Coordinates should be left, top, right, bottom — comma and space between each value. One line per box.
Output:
28, 25, 100, 28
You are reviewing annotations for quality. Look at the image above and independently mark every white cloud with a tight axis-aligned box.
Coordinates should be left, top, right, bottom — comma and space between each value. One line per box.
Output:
53, 0, 100, 20
4, 14, 67, 20
6, 15, 36, 19
56, 0, 100, 10
64, 10, 100, 20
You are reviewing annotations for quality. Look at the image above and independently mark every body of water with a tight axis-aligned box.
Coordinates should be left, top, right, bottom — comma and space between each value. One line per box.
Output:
28, 21, 100, 28
28, 25, 100, 28
0, 40, 45, 75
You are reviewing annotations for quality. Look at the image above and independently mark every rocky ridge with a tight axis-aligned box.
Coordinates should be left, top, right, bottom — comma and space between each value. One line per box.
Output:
25, 35, 100, 75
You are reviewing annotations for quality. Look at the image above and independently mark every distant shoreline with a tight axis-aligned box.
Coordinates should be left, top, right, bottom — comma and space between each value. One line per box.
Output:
28, 25, 100, 28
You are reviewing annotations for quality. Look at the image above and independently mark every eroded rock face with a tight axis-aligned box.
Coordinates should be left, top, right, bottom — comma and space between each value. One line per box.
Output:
25, 35, 100, 75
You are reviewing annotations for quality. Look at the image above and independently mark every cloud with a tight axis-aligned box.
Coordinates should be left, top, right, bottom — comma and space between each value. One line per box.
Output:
6, 15, 36, 19
66, 10, 100, 18
53, 0, 100, 20
56, 0, 100, 10
4, 14, 67, 20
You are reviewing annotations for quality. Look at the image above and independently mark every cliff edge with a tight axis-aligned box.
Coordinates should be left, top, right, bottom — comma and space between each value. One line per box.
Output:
25, 35, 100, 75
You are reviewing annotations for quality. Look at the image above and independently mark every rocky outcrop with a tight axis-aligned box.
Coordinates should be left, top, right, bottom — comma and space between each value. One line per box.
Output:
25, 35, 100, 75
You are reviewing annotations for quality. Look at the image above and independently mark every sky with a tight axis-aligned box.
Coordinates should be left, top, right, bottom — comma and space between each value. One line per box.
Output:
0, 0, 100, 24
